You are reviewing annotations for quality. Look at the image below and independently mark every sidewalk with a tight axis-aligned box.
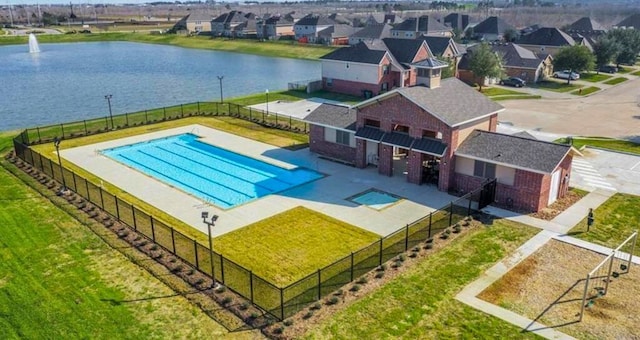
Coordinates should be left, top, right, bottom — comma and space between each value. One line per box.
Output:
456, 189, 616, 339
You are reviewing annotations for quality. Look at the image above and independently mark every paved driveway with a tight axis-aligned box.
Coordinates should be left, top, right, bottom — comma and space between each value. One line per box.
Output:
570, 148, 640, 195
498, 76, 640, 140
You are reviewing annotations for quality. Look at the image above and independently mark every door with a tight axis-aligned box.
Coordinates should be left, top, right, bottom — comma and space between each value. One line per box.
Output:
366, 140, 379, 166
548, 170, 561, 205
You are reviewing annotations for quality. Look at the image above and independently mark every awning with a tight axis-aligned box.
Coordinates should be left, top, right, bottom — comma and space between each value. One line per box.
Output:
355, 126, 385, 142
412, 137, 448, 157
381, 132, 414, 149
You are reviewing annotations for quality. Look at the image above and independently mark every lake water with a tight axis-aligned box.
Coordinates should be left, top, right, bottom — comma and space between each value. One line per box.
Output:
0, 41, 320, 131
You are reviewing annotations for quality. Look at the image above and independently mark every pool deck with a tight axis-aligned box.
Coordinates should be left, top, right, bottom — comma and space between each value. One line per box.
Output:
62, 124, 457, 238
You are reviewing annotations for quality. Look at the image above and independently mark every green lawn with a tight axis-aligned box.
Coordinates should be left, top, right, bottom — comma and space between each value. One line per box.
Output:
571, 86, 600, 96
491, 94, 542, 101
303, 219, 541, 339
480, 87, 526, 96
579, 72, 612, 82
215, 207, 379, 286
529, 80, 582, 93
229, 90, 362, 106
617, 67, 633, 74
631, 70, 640, 76
0, 142, 244, 338
554, 137, 640, 155
0, 32, 336, 60
603, 77, 628, 85
568, 193, 640, 256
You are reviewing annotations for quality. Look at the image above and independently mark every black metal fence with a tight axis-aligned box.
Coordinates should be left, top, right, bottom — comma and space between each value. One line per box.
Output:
14, 101, 309, 146
12, 112, 495, 321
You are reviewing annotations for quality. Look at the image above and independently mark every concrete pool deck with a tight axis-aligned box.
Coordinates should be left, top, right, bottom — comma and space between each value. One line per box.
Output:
62, 124, 457, 238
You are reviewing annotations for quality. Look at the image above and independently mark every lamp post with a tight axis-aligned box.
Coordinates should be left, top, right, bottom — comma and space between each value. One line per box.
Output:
201, 211, 220, 288
265, 89, 269, 115
217, 76, 224, 103
53, 137, 67, 193
104, 94, 114, 130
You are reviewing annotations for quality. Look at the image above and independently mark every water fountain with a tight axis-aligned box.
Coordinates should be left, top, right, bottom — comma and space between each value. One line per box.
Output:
28, 33, 40, 53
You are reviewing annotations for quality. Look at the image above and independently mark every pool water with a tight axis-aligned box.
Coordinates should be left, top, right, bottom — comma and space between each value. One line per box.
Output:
350, 189, 401, 210
101, 133, 322, 209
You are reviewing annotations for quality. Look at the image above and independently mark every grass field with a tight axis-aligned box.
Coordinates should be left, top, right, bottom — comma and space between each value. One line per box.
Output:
480, 87, 526, 96
491, 94, 542, 101
214, 207, 379, 286
554, 136, 640, 155
571, 86, 600, 96
568, 193, 640, 257
0, 32, 336, 60
632, 70, 640, 76
0, 133, 253, 338
603, 77, 628, 85
617, 67, 633, 74
529, 80, 582, 93
303, 219, 540, 339
579, 72, 612, 82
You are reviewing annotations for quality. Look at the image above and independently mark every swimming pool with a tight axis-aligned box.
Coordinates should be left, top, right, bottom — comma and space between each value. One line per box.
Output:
101, 133, 322, 209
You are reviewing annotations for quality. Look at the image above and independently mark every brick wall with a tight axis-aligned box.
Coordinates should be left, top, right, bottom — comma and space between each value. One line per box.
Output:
505, 67, 539, 83
323, 78, 380, 98
309, 125, 356, 164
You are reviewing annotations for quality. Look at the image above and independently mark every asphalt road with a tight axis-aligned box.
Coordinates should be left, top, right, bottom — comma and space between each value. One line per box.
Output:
498, 75, 640, 141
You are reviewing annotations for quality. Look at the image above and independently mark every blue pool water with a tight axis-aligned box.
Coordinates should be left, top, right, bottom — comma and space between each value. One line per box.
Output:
350, 189, 401, 210
102, 134, 322, 209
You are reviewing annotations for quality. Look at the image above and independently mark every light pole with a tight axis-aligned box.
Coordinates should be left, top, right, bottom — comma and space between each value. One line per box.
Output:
265, 89, 269, 116
53, 137, 67, 193
104, 94, 114, 129
201, 211, 220, 288
217, 76, 224, 103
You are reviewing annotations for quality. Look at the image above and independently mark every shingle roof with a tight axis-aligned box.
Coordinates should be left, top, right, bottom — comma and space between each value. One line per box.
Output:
212, 11, 250, 24
512, 131, 537, 140
356, 78, 504, 127
489, 43, 543, 69
419, 36, 459, 56
350, 23, 392, 40
516, 27, 576, 47
380, 38, 429, 64
304, 104, 356, 131
443, 13, 469, 31
319, 24, 361, 38
295, 14, 335, 26
319, 42, 387, 64
411, 58, 449, 69
456, 130, 571, 174
615, 13, 640, 29
568, 17, 606, 32
186, 12, 215, 22
473, 16, 513, 35
392, 15, 450, 33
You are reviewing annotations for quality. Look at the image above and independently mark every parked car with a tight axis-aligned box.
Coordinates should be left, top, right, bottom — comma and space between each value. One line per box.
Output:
598, 65, 618, 74
553, 70, 580, 80
499, 77, 526, 87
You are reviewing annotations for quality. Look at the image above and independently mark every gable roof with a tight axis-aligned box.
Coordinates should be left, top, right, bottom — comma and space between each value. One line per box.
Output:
456, 130, 571, 174
295, 14, 336, 27
473, 16, 513, 35
354, 78, 504, 127
615, 13, 640, 29
443, 13, 469, 31
186, 12, 215, 23
379, 38, 431, 64
419, 36, 460, 56
392, 15, 450, 33
349, 23, 392, 40
568, 17, 606, 32
319, 42, 387, 64
516, 27, 576, 46
304, 104, 356, 131
212, 11, 253, 24
319, 24, 361, 38
490, 43, 543, 69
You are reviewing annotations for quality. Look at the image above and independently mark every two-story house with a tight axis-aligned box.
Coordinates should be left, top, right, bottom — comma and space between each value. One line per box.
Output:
304, 71, 576, 212
390, 15, 452, 39
211, 11, 256, 38
256, 14, 295, 40
294, 14, 338, 43
472, 16, 514, 41
516, 27, 586, 57
348, 24, 393, 45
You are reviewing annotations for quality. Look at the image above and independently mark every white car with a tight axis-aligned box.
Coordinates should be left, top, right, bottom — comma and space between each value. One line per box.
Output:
553, 70, 580, 80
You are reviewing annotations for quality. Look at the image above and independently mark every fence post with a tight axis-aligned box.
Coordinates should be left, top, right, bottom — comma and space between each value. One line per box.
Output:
350, 252, 354, 282
220, 254, 225, 284
36, 127, 41, 141
49, 159, 54, 180
275, 112, 278, 125
84, 178, 89, 200
72, 173, 77, 192
144, 110, 148, 123
379, 238, 383, 265
181, 104, 184, 117
115, 197, 120, 220
579, 273, 591, 321
131, 206, 138, 230
163, 107, 167, 120
194, 239, 199, 268
604, 253, 615, 295
289, 115, 292, 129
317, 269, 321, 300
280, 288, 285, 321
171, 227, 176, 253
99, 187, 104, 209
197, 102, 200, 113
249, 108, 252, 121
61, 124, 65, 139
405, 224, 409, 251
215, 102, 219, 115
83, 120, 88, 135
228, 102, 231, 115
249, 271, 254, 302
151, 216, 156, 241
428, 212, 433, 238
468, 196, 472, 216
449, 202, 454, 226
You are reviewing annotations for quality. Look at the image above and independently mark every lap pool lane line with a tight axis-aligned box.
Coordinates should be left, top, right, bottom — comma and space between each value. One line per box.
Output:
571, 157, 617, 192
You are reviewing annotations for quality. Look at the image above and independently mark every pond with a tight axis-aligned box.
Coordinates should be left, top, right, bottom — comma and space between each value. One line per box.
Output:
0, 41, 320, 131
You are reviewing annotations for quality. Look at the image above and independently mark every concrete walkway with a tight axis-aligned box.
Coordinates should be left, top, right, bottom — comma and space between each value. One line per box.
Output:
456, 189, 616, 339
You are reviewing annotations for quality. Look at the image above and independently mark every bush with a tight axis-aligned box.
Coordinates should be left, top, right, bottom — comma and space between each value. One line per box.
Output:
440, 233, 449, 240
426, 238, 434, 244
273, 326, 284, 334
445, 228, 452, 235
350, 284, 361, 292
374, 271, 385, 279
334, 289, 343, 296
221, 296, 232, 305
409, 253, 418, 258
171, 265, 184, 273
249, 312, 259, 319
424, 243, 434, 250
356, 277, 368, 284
283, 319, 293, 326
310, 302, 321, 310
186, 268, 195, 275
326, 296, 339, 305
396, 255, 405, 262
239, 302, 249, 311
215, 286, 227, 294
302, 311, 314, 320
150, 244, 159, 251
376, 264, 387, 271
195, 278, 205, 285
412, 246, 420, 252
391, 262, 402, 269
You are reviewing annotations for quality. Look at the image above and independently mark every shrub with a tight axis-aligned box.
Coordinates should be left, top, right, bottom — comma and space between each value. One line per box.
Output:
453, 226, 462, 234
195, 278, 205, 285
326, 296, 339, 305
374, 271, 384, 279
391, 262, 402, 269
350, 284, 361, 292
310, 302, 321, 310
396, 255, 405, 262
273, 326, 284, 334
412, 246, 420, 252
134, 236, 141, 242
186, 268, 195, 275
249, 312, 259, 319
426, 238, 434, 244
150, 244, 159, 251
356, 277, 368, 284
440, 233, 449, 240
334, 289, 343, 296
376, 264, 387, 271
215, 286, 227, 294
221, 296, 232, 305
445, 228, 452, 235
154, 253, 163, 259
302, 311, 314, 320
169, 258, 177, 263
171, 265, 184, 273
424, 243, 434, 250
409, 253, 418, 258
283, 319, 293, 326
138, 240, 148, 247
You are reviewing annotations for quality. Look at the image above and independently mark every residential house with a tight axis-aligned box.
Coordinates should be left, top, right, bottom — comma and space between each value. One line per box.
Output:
211, 11, 256, 38
319, 38, 442, 98
294, 14, 338, 43
390, 15, 453, 39
472, 16, 514, 41
256, 14, 295, 40
442, 13, 469, 32
458, 43, 553, 84
177, 12, 215, 34
565, 17, 606, 45
319, 24, 362, 45
365, 13, 398, 26
419, 36, 463, 73
348, 23, 392, 45
304, 73, 576, 212
516, 27, 584, 56
614, 13, 640, 30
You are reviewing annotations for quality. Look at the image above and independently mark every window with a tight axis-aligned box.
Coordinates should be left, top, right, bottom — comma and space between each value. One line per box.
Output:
417, 68, 429, 77
432, 69, 441, 78
382, 64, 389, 75
326, 78, 333, 87
381, 82, 388, 91
336, 130, 350, 145
364, 119, 380, 128
474, 161, 496, 179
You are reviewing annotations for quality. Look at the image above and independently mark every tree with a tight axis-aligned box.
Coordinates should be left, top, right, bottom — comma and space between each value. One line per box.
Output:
468, 43, 504, 92
553, 45, 595, 84
503, 28, 519, 42
606, 29, 640, 67
592, 37, 619, 73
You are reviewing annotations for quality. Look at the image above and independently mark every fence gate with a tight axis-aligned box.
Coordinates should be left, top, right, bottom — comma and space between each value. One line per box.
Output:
478, 178, 497, 210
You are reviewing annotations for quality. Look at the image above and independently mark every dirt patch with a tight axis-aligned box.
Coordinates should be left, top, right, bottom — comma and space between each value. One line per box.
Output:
530, 190, 587, 221
478, 240, 640, 339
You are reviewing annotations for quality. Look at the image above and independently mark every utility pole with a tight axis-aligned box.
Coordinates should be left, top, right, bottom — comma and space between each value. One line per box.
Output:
8, 1, 14, 27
